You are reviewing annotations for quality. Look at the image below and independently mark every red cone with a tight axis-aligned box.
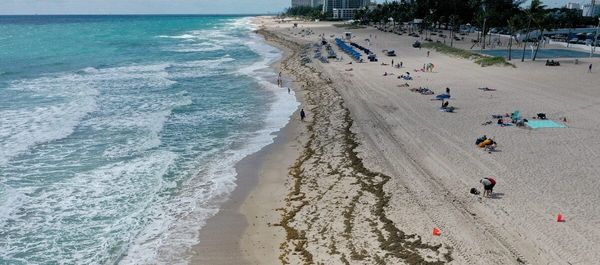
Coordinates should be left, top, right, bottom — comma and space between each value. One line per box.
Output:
433, 227, 441, 236
557, 214, 565, 222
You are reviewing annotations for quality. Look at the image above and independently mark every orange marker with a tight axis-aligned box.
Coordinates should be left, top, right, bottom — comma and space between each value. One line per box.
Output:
433, 227, 441, 236
557, 214, 565, 222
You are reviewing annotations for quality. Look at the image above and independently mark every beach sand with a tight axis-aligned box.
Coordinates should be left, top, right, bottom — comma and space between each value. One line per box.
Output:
193, 17, 600, 265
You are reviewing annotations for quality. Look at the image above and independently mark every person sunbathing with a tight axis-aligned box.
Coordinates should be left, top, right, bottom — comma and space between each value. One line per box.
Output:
478, 87, 496, 91
484, 140, 497, 152
475, 135, 487, 145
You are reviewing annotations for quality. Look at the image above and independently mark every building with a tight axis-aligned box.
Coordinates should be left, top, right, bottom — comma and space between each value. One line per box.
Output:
332, 8, 358, 19
323, 0, 370, 19
323, 0, 370, 13
582, 3, 600, 17
291, 0, 323, 7
565, 2, 581, 10
292, 0, 312, 7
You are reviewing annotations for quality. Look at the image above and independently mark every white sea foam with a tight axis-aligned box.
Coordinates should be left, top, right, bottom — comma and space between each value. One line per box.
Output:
0, 151, 177, 264
0, 62, 183, 166
157, 34, 196, 39
0, 16, 298, 265
117, 17, 299, 265
166, 43, 225, 53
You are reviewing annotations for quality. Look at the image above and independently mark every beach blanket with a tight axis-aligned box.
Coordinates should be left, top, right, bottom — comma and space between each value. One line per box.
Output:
526, 120, 566, 129
433, 94, 450, 100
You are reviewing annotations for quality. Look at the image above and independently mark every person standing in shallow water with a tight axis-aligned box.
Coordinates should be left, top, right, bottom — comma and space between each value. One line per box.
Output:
300, 109, 306, 121
589, 64, 593, 73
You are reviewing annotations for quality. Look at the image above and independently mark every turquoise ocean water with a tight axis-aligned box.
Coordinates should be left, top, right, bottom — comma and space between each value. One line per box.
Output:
0, 15, 298, 264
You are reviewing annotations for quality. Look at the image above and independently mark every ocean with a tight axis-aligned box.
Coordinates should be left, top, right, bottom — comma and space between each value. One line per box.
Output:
0, 15, 298, 264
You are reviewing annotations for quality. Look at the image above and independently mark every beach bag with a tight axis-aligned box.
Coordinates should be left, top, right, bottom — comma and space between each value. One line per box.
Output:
470, 188, 480, 195
479, 139, 492, 148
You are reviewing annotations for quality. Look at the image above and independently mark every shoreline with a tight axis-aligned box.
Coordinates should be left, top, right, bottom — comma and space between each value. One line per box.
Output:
190, 20, 306, 265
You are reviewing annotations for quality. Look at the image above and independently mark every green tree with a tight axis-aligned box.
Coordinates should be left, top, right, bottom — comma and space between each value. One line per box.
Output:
284, 5, 324, 20
507, 14, 525, 60
526, 0, 548, 61
520, 0, 546, 61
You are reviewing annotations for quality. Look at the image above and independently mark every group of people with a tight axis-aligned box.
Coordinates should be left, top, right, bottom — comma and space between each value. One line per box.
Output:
422, 63, 435, 72
300, 32, 504, 199
545, 59, 560, 66
390, 59, 404, 69
277, 72, 283, 87
399, 72, 412, 80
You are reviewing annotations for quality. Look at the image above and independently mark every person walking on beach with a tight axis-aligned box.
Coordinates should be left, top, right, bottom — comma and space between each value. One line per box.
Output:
278, 71, 283, 87
400, 61, 403, 68
427, 51, 430, 57
446, 87, 450, 95
391, 59, 394, 67
480, 177, 496, 198
300, 109, 306, 121
589, 63, 593, 73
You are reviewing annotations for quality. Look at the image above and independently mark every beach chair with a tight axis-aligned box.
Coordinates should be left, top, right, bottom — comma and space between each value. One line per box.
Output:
511, 111, 520, 122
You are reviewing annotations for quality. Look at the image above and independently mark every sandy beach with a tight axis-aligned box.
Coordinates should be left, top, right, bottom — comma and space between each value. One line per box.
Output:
194, 17, 600, 265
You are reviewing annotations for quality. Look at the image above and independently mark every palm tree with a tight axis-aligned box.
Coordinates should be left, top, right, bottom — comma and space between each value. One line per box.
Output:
507, 15, 523, 61
521, 0, 546, 62
530, 0, 548, 61
449, 14, 459, 47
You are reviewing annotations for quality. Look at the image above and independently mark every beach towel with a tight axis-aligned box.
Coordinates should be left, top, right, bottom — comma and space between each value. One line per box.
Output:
526, 120, 566, 129
434, 94, 450, 100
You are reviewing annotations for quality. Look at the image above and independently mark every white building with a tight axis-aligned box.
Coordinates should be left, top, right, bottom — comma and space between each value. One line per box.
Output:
582, 3, 600, 17
332, 8, 358, 19
323, 0, 370, 18
292, 0, 311, 7
566, 2, 581, 10
291, 0, 323, 7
